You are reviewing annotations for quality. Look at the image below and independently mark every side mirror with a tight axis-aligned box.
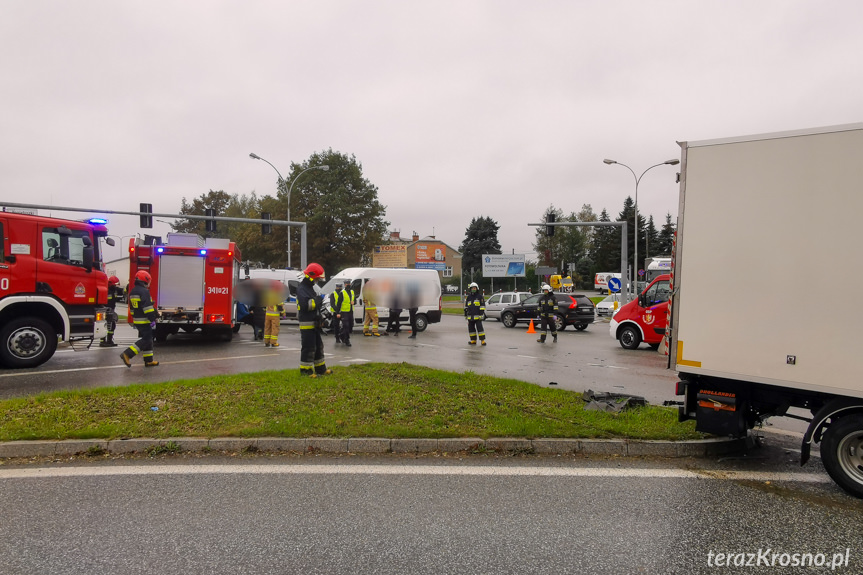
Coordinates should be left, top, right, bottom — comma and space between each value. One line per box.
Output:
638, 294, 647, 308
105, 237, 116, 247
83, 246, 94, 272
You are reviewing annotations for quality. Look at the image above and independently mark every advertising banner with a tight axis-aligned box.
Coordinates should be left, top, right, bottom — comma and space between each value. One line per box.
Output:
482, 254, 526, 277
372, 245, 408, 268
415, 243, 446, 271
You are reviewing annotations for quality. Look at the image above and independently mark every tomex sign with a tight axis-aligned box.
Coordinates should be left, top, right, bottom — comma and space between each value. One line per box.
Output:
482, 254, 526, 278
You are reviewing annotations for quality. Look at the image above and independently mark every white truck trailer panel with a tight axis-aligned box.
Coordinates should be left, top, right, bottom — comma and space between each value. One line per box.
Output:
672, 124, 863, 398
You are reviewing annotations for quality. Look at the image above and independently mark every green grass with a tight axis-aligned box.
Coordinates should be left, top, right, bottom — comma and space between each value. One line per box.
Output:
0, 363, 701, 442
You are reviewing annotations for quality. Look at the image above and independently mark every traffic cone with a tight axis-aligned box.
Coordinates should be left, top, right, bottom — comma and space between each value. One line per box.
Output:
527, 320, 536, 334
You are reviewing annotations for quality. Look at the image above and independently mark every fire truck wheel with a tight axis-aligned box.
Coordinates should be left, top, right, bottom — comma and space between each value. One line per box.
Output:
821, 414, 863, 499
154, 325, 169, 343
0, 317, 58, 369
618, 325, 642, 350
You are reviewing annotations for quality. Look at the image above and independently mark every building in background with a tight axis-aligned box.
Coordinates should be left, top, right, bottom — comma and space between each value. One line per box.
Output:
375, 231, 462, 286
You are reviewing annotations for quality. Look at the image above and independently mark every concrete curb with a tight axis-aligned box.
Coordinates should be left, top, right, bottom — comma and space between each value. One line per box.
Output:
0, 436, 747, 459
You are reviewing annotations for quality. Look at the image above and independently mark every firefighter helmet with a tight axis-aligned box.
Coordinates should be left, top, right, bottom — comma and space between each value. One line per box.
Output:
304, 262, 324, 279
542, 283, 552, 292
135, 270, 152, 285
108, 275, 120, 286
469, 282, 479, 291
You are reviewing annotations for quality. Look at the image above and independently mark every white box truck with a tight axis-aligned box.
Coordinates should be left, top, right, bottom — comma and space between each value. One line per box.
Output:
670, 123, 863, 497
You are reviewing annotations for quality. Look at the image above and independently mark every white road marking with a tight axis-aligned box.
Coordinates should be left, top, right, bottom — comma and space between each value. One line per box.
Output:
0, 464, 830, 483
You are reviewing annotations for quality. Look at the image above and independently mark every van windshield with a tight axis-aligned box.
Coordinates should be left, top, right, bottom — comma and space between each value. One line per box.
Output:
319, 277, 353, 293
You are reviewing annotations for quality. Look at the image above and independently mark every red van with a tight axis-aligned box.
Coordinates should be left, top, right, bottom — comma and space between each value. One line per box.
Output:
609, 274, 671, 350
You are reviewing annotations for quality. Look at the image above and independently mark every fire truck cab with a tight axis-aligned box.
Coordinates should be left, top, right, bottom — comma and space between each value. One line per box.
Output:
609, 273, 672, 350
0, 210, 109, 368
128, 233, 242, 342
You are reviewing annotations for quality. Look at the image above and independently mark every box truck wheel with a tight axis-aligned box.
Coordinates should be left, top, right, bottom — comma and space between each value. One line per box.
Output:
618, 325, 642, 350
0, 317, 58, 369
821, 414, 863, 499
414, 314, 428, 332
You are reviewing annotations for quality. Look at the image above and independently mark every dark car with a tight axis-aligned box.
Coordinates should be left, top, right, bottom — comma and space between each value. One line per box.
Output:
500, 293, 595, 331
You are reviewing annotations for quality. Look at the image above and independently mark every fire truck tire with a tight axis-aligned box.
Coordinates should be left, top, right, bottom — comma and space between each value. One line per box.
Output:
618, 325, 642, 350
154, 325, 170, 343
821, 414, 863, 499
0, 317, 58, 369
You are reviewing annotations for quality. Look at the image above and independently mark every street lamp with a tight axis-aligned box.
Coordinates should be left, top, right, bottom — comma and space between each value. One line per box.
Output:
249, 153, 329, 268
603, 157, 679, 296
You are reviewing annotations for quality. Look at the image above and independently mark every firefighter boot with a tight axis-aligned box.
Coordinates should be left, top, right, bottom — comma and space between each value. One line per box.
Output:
144, 359, 160, 367
120, 350, 132, 368
553, 334, 558, 343
537, 335, 546, 343
100, 334, 117, 348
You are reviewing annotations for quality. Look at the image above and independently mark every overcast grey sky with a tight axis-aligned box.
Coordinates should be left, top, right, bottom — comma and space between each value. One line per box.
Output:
2, 1, 861, 262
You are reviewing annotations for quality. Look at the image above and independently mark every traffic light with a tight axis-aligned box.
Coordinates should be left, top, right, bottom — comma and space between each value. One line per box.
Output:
205, 208, 217, 232
139, 203, 153, 228
546, 212, 555, 237
261, 212, 272, 235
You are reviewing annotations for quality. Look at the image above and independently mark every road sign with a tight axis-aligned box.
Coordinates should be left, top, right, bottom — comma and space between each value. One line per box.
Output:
608, 277, 622, 293
638, 269, 645, 277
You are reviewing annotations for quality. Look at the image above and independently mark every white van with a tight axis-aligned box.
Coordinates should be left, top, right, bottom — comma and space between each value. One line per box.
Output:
594, 272, 622, 295
319, 267, 442, 331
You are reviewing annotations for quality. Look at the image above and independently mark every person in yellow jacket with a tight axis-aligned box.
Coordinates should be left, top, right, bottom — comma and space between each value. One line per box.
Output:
329, 281, 355, 347
263, 281, 284, 347
363, 281, 381, 336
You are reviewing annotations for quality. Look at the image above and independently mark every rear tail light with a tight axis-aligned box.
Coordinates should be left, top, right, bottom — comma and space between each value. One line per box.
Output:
208, 314, 225, 323
567, 296, 576, 309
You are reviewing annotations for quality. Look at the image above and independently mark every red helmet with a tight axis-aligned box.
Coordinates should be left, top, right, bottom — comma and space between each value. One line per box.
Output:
108, 275, 120, 286
304, 262, 324, 279
135, 270, 152, 284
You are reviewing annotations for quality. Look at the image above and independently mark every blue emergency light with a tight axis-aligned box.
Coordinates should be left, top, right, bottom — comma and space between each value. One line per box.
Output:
88, 217, 108, 225
199, 249, 207, 256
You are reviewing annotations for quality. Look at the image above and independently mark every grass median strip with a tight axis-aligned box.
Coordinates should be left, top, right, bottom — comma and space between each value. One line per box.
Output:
0, 363, 702, 442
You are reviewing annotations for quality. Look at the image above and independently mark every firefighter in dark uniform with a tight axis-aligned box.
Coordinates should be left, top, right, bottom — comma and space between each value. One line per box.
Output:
537, 283, 558, 343
298, 263, 332, 377
120, 270, 160, 367
464, 282, 487, 345
99, 275, 123, 347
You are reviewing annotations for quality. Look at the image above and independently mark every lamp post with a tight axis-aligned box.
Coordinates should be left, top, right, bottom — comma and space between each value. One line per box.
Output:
603, 157, 679, 296
249, 153, 329, 268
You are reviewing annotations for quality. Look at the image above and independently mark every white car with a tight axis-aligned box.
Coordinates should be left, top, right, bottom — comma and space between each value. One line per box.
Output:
595, 293, 622, 317
483, 291, 532, 321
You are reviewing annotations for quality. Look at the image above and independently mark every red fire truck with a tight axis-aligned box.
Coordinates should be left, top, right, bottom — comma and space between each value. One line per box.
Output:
128, 233, 242, 342
0, 210, 110, 368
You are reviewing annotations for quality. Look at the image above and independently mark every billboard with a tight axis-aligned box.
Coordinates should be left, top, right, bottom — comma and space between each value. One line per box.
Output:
415, 243, 446, 271
482, 254, 526, 278
372, 245, 408, 268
